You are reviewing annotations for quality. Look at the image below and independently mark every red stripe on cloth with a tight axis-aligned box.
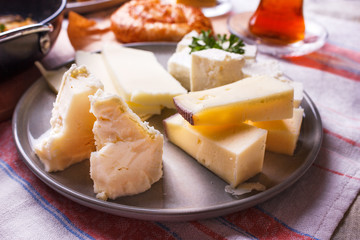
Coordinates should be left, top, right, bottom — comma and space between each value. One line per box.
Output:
312, 163, 360, 181
0, 121, 175, 240
321, 44, 360, 64
324, 128, 360, 148
283, 43, 360, 81
191, 221, 227, 240
225, 208, 313, 239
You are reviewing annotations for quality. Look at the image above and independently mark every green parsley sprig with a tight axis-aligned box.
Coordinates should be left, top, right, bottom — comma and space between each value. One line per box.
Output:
189, 30, 245, 55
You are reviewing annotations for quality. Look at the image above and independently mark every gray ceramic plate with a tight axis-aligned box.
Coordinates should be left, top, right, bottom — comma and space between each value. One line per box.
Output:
12, 43, 323, 221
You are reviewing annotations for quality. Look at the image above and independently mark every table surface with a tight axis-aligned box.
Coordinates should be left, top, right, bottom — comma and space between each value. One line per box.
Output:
0, 0, 359, 239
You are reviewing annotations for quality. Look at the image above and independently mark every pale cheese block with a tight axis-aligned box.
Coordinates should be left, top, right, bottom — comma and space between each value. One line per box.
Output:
102, 43, 187, 108
34, 64, 104, 172
163, 113, 267, 187
89, 89, 163, 200
174, 75, 294, 125
279, 79, 303, 108
190, 48, 245, 91
243, 44, 257, 60
247, 108, 304, 155
242, 60, 283, 79
75, 51, 162, 116
241, 60, 303, 107
167, 48, 192, 90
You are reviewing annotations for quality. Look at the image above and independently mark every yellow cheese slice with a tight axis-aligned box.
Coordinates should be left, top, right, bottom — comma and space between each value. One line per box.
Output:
174, 75, 294, 125
34, 64, 104, 172
164, 113, 267, 187
102, 43, 187, 108
89, 89, 163, 200
247, 108, 304, 155
75, 51, 162, 116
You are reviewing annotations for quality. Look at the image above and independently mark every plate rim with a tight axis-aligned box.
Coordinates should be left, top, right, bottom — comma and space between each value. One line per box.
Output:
12, 43, 323, 221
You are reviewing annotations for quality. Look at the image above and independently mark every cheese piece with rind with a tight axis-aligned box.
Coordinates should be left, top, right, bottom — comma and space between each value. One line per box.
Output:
174, 75, 294, 125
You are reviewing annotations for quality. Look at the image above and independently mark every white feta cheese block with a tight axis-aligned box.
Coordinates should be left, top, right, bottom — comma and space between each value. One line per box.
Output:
243, 44, 257, 59
89, 89, 163, 200
102, 43, 187, 108
75, 51, 162, 116
190, 48, 245, 91
164, 113, 267, 187
242, 59, 283, 79
167, 49, 192, 90
176, 30, 199, 53
34, 64, 104, 172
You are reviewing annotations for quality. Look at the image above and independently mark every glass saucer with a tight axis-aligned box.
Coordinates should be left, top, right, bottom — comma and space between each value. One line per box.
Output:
227, 12, 328, 57
202, 0, 232, 18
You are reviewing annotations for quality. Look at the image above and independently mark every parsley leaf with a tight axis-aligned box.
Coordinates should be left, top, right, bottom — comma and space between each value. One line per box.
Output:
189, 30, 245, 55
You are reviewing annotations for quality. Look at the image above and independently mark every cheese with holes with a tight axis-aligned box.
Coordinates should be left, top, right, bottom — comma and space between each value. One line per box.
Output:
247, 108, 304, 155
89, 89, 163, 200
34, 64, 104, 172
190, 48, 245, 91
75, 51, 162, 117
174, 75, 294, 125
102, 43, 187, 108
163, 113, 267, 187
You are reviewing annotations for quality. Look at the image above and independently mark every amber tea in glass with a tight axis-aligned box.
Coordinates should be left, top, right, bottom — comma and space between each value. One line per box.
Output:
248, 0, 305, 44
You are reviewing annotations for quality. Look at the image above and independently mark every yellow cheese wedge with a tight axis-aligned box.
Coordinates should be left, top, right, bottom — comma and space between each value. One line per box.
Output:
190, 48, 245, 91
174, 75, 294, 125
247, 108, 304, 155
89, 89, 163, 200
34, 64, 104, 172
75, 51, 162, 116
163, 113, 267, 187
102, 43, 187, 108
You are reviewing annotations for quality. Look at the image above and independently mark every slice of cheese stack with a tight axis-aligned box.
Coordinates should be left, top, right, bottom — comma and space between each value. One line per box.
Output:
190, 48, 245, 91
34, 64, 104, 172
75, 51, 161, 119
89, 89, 163, 200
247, 108, 304, 155
163, 113, 267, 187
102, 43, 187, 109
174, 75, 294, 126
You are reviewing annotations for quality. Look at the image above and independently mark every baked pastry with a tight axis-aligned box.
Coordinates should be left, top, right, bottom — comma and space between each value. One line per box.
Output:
110, 0, 213, 43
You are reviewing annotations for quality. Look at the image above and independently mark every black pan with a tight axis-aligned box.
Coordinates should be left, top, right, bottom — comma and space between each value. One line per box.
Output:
0, 0, 66, 76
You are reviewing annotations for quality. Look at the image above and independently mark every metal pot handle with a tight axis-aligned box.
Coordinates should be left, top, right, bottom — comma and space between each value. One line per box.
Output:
0, 23, 54, 54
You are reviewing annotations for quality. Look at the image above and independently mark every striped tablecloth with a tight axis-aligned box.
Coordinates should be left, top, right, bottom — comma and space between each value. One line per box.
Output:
1, 1, 359, 239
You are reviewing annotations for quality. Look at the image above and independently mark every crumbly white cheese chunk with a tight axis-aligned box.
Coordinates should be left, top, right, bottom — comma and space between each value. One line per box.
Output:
89, 89, 163, 200
34, 64, 104, 172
